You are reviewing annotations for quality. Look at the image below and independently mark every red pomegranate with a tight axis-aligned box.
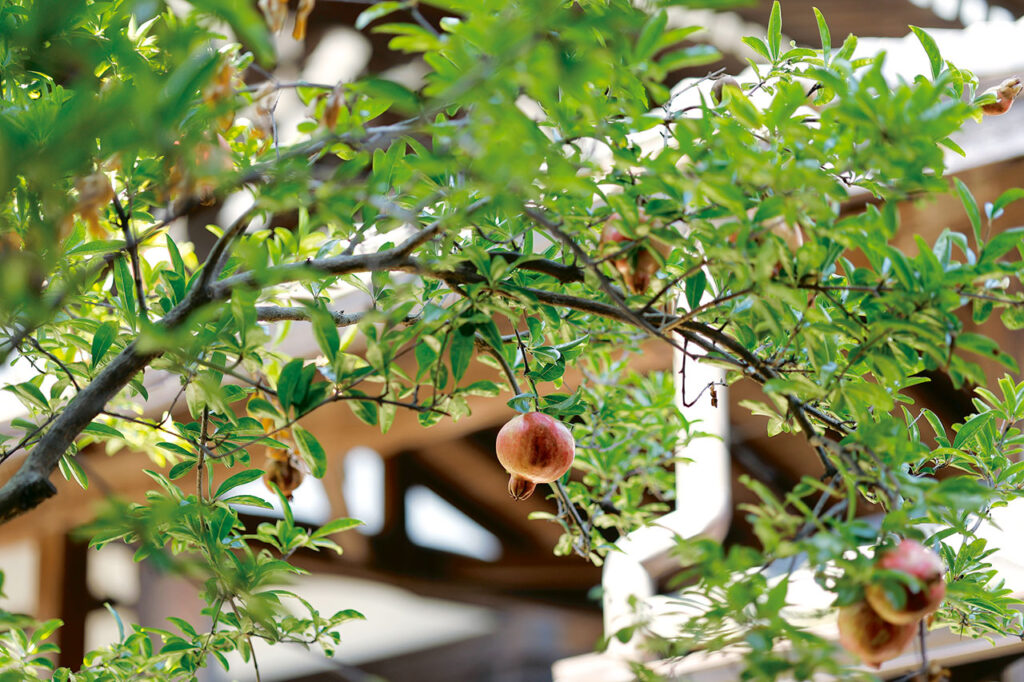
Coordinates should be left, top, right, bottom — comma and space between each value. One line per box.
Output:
980, 76, 1022, 116
837, 600, 918, 669
864, 539, 946, 625
495, 412, 575, 500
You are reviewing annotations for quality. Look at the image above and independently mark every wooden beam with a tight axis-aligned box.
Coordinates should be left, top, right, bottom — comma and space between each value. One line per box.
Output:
409, 442, 564, 552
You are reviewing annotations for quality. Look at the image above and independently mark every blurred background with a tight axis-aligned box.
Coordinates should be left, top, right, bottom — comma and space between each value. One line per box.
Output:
4, 1, 1024, 680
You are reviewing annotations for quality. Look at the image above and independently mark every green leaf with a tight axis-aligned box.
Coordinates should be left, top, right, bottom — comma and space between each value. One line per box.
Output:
293, 425, 327, 478
7, 381, 48, 410
168, 460, 197, 480
767, 1, 782, 61
58, 454, 88, 490
189, 0, 275, 66
834, 33, 857, 61
355, 1, 407, 30
741, 36, 771, 62
246, 397, 281, 420
992, 187, 1024, 218
91, 321, 118, 370
449, 324, 476, 382
276, 359, 306, 412
939, 137, 965, 157
166, 233, 185, 276
813, 7, 830, 64
952, 411, 994, 449
223, 494, 274, 509
312, 309, 341, 361
685, 270, 707, 311
348, 392, 379, 426
312, 517, 363, 539
113, 257, 136, 329
415, 337, 440, 380
83, 422, 125, 439
909, 26, 942, 80
635, 9, 667, 61
215, 469, 265, 498
953, 178, 981, 247
980, 227, 1024, 264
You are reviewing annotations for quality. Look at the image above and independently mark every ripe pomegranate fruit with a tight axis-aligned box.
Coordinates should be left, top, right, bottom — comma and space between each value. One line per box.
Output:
495, 412, 575, 500
837, 600, 917, 669
600, 213, 668, 294
979, 76, 1022, 116
864, 539, 946, 625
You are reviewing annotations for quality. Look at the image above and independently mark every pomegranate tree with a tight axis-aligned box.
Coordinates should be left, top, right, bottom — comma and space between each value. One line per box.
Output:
864, 539, 946, 625
495, 412, 575, 500
837, 600, 918, 669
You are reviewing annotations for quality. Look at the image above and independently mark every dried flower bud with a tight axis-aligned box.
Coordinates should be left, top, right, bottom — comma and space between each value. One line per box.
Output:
74, 172, 114, 239
293, 0, 316, 41
258, 0, 288, 34
204, 62, 238, 130
322, 83, 345, 130
263, 455, 304, 499
253, 81, 277, 116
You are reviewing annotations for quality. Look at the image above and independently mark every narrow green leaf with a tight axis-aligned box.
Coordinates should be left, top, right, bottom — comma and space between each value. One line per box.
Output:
449, 324, 476, 382
223, 494, 274, 509
347, 392, 379, 426
953, 178, 982, 247
276, 359, 305, 411
312, 309, 341, 361
953, 411, 994, 449
909, 26, 942, 80
293, 425, 327, 478
166, 233, 185, 276
83, 422, 125, 439
91, 321, 118, 370
189, 0, 275, 66
813, 7, 830, 64
834, 33, 857, 62
767, 1, 782, 61
685, 270, 707, 311
312, 517, 363, 539
215, 469, 265, 498
355, 1, 406, 30
635, 9, 668, 61
741, 36, 771, 62
992, 187, 1024, 218
113, 257, 136, 328
980, 227, 1024, 264
168, 460, 197, 480
8, 381, 48, 410
58, 454, 89, 490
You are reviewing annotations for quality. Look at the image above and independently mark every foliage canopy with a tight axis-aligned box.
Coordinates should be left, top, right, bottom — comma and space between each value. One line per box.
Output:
1, 0, 1024, 679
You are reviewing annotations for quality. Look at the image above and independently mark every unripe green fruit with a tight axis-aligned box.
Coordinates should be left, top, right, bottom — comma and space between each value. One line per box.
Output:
711, 75, 741, 105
